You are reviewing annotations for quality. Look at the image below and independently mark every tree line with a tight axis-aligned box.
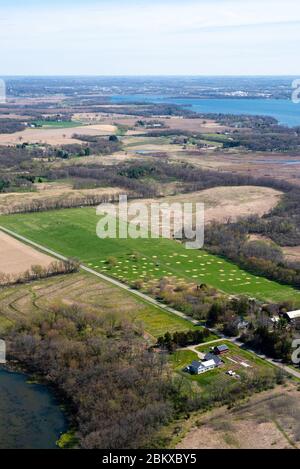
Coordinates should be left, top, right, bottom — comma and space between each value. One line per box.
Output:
157, 329, 211, 351
0, 259, 80, 286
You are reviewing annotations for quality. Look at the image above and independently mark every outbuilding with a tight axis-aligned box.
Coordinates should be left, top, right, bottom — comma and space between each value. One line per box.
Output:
213, 344, 229, 355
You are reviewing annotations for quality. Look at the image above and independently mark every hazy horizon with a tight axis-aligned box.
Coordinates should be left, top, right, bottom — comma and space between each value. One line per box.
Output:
2, 0, 300, 76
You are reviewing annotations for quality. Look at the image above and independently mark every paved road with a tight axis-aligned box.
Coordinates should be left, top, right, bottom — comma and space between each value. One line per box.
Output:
1, 224, 300, 380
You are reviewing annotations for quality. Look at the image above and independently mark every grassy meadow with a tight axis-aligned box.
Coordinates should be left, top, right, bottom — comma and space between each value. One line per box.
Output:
0, 272, 206, 338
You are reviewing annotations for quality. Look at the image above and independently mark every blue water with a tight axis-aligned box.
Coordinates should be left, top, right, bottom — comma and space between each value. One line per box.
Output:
0, 367, 67, 449
111, 95, 300, 127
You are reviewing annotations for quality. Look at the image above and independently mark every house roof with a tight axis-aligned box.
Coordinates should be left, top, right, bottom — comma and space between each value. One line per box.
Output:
190, 360, 202, 368
204, 353, 222, 365
285, 310, 300, 320
215, 344, 229, 352
202, 359, 215, 368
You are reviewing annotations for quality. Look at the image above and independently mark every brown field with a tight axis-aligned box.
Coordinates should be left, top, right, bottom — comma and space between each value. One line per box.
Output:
249, 234, 300, 263
171, 150, 300, 186
0, 113, 33, 120
73, 113, 226, 134
123, 136, 185, 154
0, 231, 54, 275
126, 186, 282, 236
282, 245, 300, 262
0, 185, 125, 214
176, 384, 300, 449
0, 123, 117, 145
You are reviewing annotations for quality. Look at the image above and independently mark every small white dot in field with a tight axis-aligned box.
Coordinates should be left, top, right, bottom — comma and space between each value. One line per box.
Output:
176, 261, 181, 264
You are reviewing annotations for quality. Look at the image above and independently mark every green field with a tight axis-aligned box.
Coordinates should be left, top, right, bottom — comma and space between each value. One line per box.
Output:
1, 207, 300, 304
32, 120, 83, 129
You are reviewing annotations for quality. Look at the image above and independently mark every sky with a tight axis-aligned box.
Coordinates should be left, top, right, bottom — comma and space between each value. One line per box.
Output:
1, 0, 300, 75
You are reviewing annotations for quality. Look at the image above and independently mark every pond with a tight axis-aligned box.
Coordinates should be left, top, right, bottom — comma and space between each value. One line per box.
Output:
0, 367, 67, 449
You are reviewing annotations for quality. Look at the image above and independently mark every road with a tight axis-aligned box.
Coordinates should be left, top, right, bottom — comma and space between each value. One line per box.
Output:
1, 224, 300, 380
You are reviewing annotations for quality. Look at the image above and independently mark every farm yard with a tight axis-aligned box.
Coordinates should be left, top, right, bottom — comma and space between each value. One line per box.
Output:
0, 272, 204, 338
1, 207, 300, 304
171, 341, 276, 389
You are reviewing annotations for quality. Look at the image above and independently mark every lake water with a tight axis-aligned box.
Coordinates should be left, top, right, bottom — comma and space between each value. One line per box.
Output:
0, 367, 67, 449
111, 95, 300, 127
